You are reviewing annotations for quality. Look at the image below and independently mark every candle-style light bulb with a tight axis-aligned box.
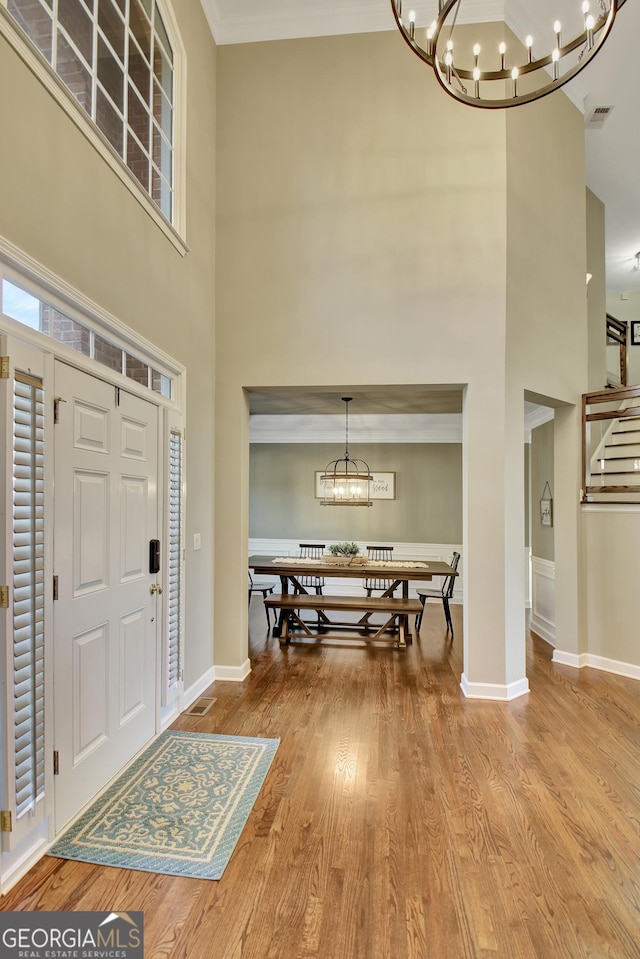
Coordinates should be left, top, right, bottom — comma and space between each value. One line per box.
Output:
473, 43, 480, 70
553, 20, 562, 50
525, 35, 533, 63
499, 41, 506, 70
408, 9, 415, 40
511, 66, 519, 97
445, 48, 453, 83
473, 65, 480, 98
552, 46, 560, 80
585, 13, 595, 47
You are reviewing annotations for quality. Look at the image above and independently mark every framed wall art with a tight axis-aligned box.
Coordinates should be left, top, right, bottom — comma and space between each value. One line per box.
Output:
540, 481, 553, 527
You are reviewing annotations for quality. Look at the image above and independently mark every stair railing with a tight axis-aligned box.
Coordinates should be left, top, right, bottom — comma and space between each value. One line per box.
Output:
582, 384, 640, 503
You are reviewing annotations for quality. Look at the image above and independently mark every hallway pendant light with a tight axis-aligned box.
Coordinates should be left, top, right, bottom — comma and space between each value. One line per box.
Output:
320, 398, 373, 507
390, 0, 623, 110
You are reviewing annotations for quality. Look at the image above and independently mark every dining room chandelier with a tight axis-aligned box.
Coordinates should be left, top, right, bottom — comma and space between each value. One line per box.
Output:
320, 397, 373, 507
390, 0, 622, 109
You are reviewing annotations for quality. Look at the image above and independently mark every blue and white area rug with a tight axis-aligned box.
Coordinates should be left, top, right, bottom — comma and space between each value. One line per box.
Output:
49, 730, 279, 879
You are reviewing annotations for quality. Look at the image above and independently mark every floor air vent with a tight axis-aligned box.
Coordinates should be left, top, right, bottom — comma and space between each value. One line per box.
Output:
184, 697, 217, 717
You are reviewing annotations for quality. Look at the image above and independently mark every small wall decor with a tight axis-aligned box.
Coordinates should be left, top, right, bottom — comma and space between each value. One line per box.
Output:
540, 481, 553, 527
630, 321, 640, 346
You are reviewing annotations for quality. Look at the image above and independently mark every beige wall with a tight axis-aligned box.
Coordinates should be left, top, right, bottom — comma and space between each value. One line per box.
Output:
216, 29, 588, 692
586, 189, 607, 391
584, 511, 640, 667
216, 30, 509, 678
504, 94, 588, 671
0, 0, 217, 686
249, 443, 462, 543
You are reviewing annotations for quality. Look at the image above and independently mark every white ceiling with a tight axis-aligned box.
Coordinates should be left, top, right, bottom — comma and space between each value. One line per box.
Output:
203, 0, 640, 295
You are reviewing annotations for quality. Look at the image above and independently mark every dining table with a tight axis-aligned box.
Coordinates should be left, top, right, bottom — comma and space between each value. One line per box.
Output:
248, 553, 459, 646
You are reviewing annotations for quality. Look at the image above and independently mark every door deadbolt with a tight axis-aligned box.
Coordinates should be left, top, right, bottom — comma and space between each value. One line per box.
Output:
149, 583, 164, 595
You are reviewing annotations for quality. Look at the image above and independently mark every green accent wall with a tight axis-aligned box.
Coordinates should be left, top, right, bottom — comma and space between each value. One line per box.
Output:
530, 420, 555, 562
249, 443, 462, 543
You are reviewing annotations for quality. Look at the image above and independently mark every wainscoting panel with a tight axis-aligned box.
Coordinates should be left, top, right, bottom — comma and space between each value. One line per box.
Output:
248, 539, 463, 602
529, 556, 556, 646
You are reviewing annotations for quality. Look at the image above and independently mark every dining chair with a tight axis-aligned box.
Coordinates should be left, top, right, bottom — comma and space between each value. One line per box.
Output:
415, 551, 461, 635
296, 544, 325, 594
363, 545, 396, 596
248, 572, 278, 627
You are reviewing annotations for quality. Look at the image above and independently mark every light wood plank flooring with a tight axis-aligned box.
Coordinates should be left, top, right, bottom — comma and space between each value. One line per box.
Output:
2, 601, 640, 958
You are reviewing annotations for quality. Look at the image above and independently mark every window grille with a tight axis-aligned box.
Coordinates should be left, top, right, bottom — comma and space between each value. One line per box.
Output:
12, 374, 46, 818
7, 0, 174, 221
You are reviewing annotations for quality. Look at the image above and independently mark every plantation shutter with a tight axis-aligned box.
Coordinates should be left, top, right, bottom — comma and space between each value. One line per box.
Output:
167, 429, 183, 689
12, 374, 46, 817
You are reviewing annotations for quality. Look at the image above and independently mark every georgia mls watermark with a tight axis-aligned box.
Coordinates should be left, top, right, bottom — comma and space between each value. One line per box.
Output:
0, 911, 143, 959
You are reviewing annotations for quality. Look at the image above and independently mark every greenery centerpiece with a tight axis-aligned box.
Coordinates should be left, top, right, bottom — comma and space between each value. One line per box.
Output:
324, 542, 367, 565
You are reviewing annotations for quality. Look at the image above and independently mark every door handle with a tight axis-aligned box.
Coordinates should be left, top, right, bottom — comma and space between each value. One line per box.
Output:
149, 583, 164, 595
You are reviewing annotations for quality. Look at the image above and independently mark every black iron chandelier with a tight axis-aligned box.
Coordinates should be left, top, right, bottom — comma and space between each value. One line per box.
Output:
320, 398, 373, 507
390, 0, 625, 109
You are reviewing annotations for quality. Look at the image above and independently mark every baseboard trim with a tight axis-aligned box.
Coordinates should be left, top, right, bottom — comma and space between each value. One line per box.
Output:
529, 616, 555, 647
0, 833, 50, 896
182, 667, 216, 711
553, 650, 640, 681
214, 659, 252, 682
552, 650, 585, 668
460, 674, 530, 701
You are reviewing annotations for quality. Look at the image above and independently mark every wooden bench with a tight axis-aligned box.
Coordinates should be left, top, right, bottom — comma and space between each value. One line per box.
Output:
263, 593, 422, 648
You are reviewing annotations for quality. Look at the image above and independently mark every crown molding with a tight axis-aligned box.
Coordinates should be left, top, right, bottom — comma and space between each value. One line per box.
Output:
204, 0, 505, 46
251, 407, 549, 444
250, 413, 463, 444
524, 402, 554, 442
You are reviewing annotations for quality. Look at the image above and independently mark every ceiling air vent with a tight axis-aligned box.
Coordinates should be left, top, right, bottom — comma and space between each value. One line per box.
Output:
585, 105, 614, 129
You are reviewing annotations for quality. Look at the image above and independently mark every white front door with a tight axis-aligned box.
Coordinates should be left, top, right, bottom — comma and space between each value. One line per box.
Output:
53, 361, 159, 830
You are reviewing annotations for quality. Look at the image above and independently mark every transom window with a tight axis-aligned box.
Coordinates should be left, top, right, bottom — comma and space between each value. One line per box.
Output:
7, 0, 174, 221
2, 277, 173, 398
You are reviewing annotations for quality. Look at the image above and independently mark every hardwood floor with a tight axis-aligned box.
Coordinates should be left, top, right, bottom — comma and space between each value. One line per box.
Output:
3, 601, 640, 958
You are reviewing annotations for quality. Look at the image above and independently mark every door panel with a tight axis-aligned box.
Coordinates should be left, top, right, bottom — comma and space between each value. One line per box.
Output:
73, 624, 108, 760
73, 401, 110, 451
121, 476, 147, 580
74, 472, 109, 594
54, 361, 159, 830
120, 608, 146, 722
121, 416, 148, 459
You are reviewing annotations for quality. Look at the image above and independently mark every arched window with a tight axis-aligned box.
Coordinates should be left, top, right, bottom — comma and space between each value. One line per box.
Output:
7, 0, 175, 222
